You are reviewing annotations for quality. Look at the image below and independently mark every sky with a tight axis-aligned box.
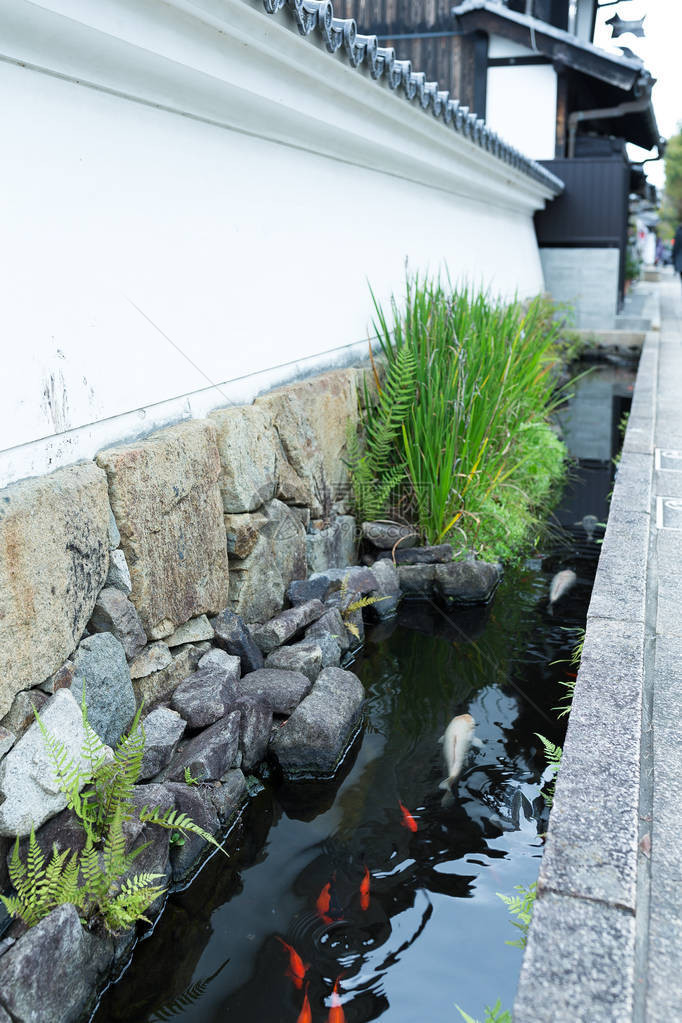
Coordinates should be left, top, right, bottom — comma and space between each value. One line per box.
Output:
592, 0, 682, 189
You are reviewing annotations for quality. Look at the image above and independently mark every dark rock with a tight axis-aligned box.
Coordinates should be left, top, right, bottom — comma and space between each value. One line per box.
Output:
39, 660, 77, 696
0, 903, 113, 1023
269, 667, 365, 779
89, 586, 147, 660
9, 808, 88, 875
0, 836, 9, 893
122, 784, 175, 916
397, 564, 436, 595
0, 728, 15, 761
165, 783, 220, 881
234, 696, 273, 770
367, 558, 400, 618
238, 668, 312, 715
0, 690, 49, 739
287, 576, 329, 607
324, 592, 364, 646
265, 642, 323, 683
132, 643, 206, 712
139, 708, 186, 780
376, 543, 453, 565
362, 521, 418, 549
208, 769, 248, 825
310, 565, 378, 599
73, 633, 136, 746
251, 600, 326, 654
210, 609, 264, 674
163, 711, 241, 783
305, 607, 349, 654
433, 560, 501, 605
170, 661, 239, 730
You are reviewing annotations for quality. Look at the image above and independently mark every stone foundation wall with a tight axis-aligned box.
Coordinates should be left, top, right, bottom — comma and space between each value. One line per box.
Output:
0, 367, 362, 832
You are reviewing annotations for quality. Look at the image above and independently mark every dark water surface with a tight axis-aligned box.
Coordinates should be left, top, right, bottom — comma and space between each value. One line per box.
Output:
93, 363, 633, 1023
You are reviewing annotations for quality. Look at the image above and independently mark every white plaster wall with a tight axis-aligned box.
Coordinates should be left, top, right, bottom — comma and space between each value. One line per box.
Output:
486, 63, 558, 161
0, 0, 557, 489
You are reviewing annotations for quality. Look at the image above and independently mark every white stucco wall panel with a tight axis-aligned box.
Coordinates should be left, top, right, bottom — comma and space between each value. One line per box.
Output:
486, 64, 558, 161
0, 0, 556, 489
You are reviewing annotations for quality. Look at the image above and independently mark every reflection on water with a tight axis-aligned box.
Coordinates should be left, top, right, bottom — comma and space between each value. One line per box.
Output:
93, 363, 632, 1023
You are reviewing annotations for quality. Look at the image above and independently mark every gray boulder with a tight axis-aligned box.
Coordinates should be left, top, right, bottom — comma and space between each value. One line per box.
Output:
287, 576, 329, 607
305, 607, 349, 654
1, 689, 49, 739
170, 661, 239, 731
265, 641, 323, 683
163, 711, 241, 783
139, 708, 186, 780
227, 535, 285, 624
433, 560, 501, 605
376, 543, 453, 565
234, 695, 273, 770
165, 783, 220, 881
210, 609, 264, 675
164, 615, 215, 648
131, 643, 205, 711
209, 769, 248, 826
251, 600, 325, 654
0, 689, 90, 838
362, 521, 418, 549
299, 634, 341, 668
0, 903, 113, 1023
260, 499, 307, 589
397, 564, 436, 595
309, 566, 378, 599
129, 642, 173, 680
367, 558, 401, 618
0, 727, 15, 760
238, 669, 312, 715
198, 648, 239, 674
269, 667, 365, 779
73, 633, 136, 746
89, 587, 147, 660
105, 548, 132, 595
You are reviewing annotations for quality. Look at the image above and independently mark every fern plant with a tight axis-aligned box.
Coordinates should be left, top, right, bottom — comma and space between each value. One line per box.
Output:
0, 692, 226, 933
456, 999, 513, 1022
536, 733, 563, 807
338, 573, 389, 639
346, 341, 417, 523
497, 881, 537, 949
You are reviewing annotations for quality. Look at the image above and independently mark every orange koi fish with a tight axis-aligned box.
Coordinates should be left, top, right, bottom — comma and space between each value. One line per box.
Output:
316, 881, 332, 924
399, 801, 418, 832
276, 936, 307, 989
328, 976, 345, 1023
297, 983, 312, 1023
360, 866, 370, 911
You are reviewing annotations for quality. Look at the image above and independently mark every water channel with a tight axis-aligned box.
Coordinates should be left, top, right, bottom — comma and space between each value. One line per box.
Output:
93, 360, 635, 1023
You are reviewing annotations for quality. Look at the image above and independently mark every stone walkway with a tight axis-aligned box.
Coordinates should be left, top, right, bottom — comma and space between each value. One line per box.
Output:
514, 272, 682, 1022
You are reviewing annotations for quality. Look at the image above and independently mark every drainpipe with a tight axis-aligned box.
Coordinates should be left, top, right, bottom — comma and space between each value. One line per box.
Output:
567, 95, 655, 158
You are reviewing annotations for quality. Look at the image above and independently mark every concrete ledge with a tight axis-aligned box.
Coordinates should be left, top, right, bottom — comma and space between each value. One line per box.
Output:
516, 327, 657, 1020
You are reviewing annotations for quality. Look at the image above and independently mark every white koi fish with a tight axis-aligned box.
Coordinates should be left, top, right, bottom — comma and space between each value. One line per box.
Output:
438, 713, 483, 791
548, 569, 577, 611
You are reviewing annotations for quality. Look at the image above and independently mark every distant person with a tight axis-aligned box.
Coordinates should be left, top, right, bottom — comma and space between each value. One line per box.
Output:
674, 225, 682, 288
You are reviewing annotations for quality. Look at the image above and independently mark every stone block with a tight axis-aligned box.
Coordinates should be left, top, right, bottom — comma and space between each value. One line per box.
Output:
433, 560, 501, 605
139, 708, 186, 780
209, 769, 248, 826
514, 893, 635, 1022
0, 462, 110, 718
0, 689, 90, 838
170, 662, 238, 731
251, 600, 325, 654
89, 586, 147, 660
227, 535, 285, 624
362, 521, 419, 549
260, 499, 307, 589
208, 404, 280, 513
367, 558, 400, 618
165, 615, 215, 649
234, 697, 272, 770
165, 782, 220, 881
287, 576, 330, 607
163, 710, 241, 783
210, 609, 264, 674
96, 420, 229, 640
105, 548, 132, 594
397, 564, 436, 595
0, 728, 15, 761
0, 904, 113, 1023
132, 643, 204, 710
1, 689, 49, 738
73, 633, 136, 747
265, 642, 323, 683
376, 543, 453, 565
39, 660, 77, 697
238, 668, 312, 715
122, 782, 175, 917
224, 510, 267, 558
129, 642, 173, 680
306, 608, 349, 654
269, 667, 364, 779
